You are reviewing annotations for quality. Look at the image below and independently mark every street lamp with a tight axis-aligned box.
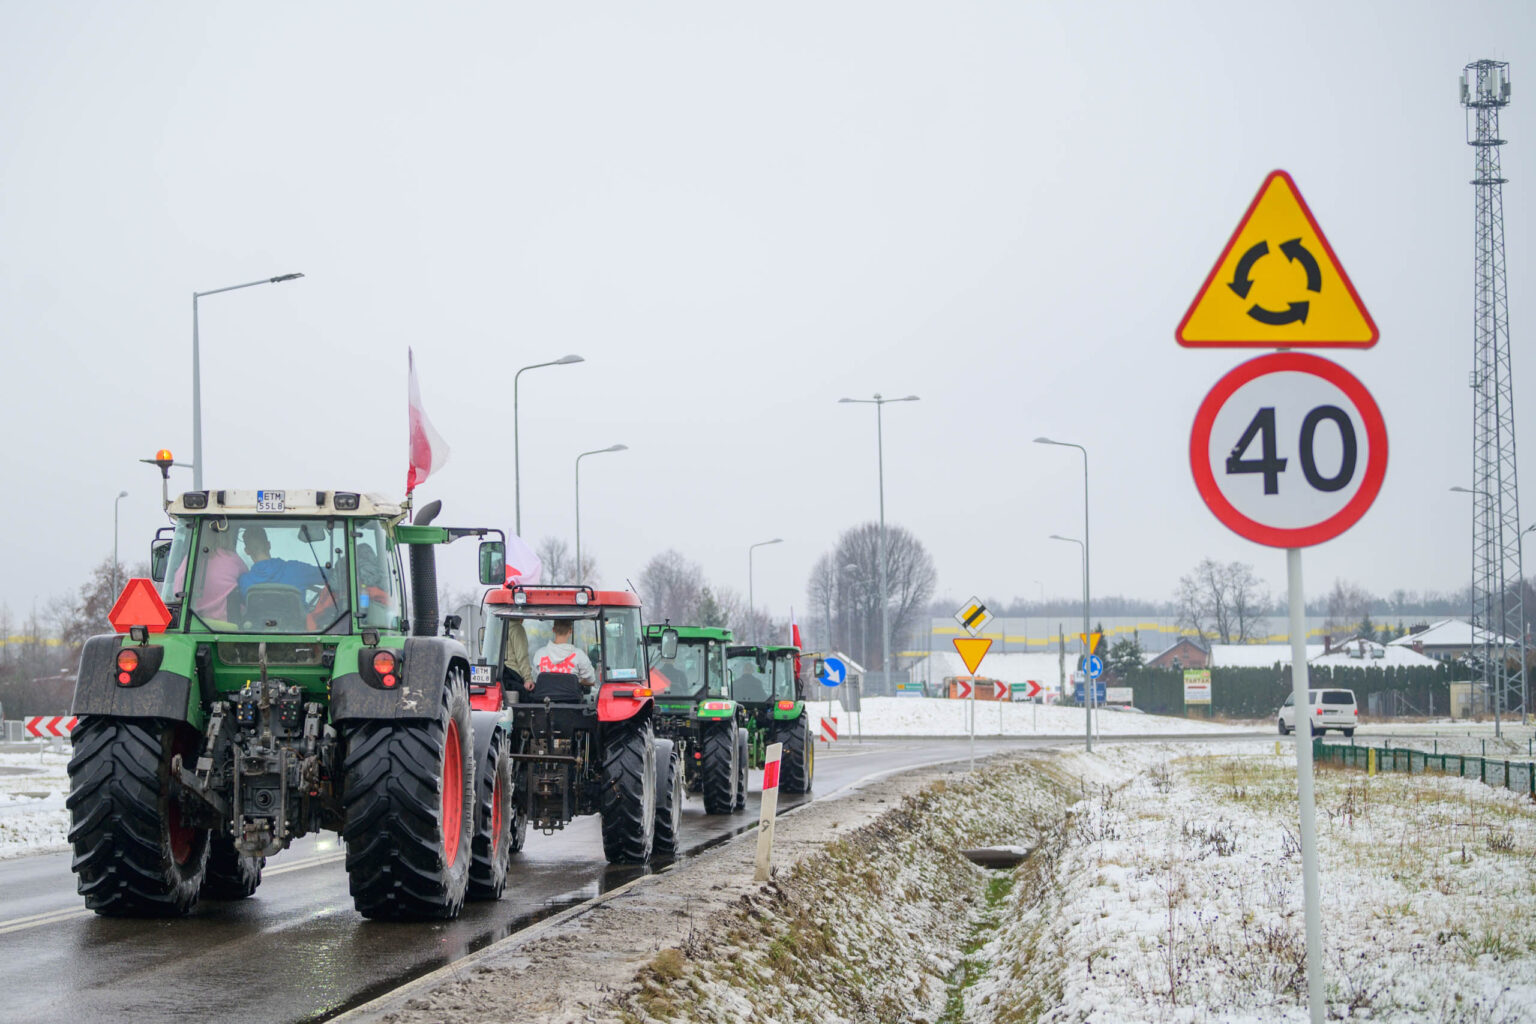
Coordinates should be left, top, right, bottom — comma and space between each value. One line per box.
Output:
748, 538, 783, 644
192, 273, 304, 489
113, 491, 128, 597
1038, 437, 1092, 737
574, 444, 627, 585
515, 354, 585, 535
1452, 484, 1506, 735
839, 393, 919, 693
1050, 533, 1092, 753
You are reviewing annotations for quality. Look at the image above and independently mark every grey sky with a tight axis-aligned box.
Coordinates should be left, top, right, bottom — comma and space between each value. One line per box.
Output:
2, 2, 1532, 626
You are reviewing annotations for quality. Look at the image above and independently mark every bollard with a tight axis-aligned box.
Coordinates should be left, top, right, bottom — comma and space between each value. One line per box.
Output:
1368, 748, 1376, 777
754, 742, 784, 882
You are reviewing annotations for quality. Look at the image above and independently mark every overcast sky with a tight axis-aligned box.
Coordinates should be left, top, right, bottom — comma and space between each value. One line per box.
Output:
2, 1, 1533, 626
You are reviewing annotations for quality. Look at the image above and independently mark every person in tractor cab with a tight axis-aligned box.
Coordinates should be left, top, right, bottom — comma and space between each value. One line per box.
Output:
175, 519, 245, 622
529, 619, 596, 690
237, 525, 327, 595
305, 543, 394, 631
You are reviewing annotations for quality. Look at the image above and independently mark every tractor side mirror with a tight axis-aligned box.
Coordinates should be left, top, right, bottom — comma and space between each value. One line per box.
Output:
150, 539, 172, 582
756, 654, 768, 673
811, 657, 825, 681
442, 614, 462, 636
659, 628, 679, 660
478, 540, 506, 586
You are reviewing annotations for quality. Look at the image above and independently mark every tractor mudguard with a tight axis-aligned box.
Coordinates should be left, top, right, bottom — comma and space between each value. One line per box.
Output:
331, 636, 469, 722
71, 633, 195, 723
469, 710, 510, 763
596, 681, 653, 724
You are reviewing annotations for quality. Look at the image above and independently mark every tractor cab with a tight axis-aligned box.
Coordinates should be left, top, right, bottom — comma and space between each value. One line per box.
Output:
726, 643, 816, 795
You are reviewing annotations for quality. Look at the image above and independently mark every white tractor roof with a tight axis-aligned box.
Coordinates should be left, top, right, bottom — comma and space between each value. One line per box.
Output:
169, 489, 403, 518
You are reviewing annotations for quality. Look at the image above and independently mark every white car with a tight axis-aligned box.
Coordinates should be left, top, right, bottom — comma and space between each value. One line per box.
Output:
1278, 688, 1357, 737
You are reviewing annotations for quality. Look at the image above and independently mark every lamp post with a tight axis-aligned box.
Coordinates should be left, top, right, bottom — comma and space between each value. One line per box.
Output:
838, 393, 919, 693
515, 354, 585, 535
1038, 438, 1092, 733
112, 491, 128, 597
1453, 484, 1504, 735
574, 444, 627, 585
192, 273, 304, 490
1050, 534, 1092, 753
748, 538, 783, 643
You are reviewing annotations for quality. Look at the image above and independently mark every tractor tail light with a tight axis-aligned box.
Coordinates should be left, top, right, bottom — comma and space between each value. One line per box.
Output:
372, 651, 397, 675
777, 700, 795, 711
365, 649, 400, 689
117, 650, 140, 673
113, 643, 163, 687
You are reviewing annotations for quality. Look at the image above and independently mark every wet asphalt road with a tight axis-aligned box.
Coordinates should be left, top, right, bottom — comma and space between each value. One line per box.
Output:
0, 733, 1264, 1023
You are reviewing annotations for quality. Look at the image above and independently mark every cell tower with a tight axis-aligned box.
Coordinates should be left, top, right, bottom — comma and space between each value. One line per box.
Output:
1461, 59, 1522, 733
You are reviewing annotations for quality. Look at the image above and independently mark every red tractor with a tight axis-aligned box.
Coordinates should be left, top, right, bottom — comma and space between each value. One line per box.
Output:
469, 584, 679, 863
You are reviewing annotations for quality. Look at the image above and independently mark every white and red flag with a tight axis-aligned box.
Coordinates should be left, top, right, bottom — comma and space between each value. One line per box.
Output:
406, 348, 451, 494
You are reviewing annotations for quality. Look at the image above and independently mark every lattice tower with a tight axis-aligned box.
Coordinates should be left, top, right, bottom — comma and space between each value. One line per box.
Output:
1461, 59, 1523, 728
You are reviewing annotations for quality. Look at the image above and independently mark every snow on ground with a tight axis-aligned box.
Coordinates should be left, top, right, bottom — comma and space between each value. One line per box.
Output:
971, 741, 1536, 1023
0, 747, 70, 859
807, 695, 1242, 737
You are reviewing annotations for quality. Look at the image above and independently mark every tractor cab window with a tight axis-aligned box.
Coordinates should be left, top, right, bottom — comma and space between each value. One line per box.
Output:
772, 654, 796, 702
158, 519, 197, 610
728, 653, 771, 704
649, 640, 708, 698
222, 518, 344, 634
601, 608, 643, 681
705, 642, 727, 697
351, 521, 403, 631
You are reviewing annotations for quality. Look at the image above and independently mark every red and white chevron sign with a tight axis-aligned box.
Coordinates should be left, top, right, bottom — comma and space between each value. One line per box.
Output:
24, 715, 77, 739
820, 715, 838, 742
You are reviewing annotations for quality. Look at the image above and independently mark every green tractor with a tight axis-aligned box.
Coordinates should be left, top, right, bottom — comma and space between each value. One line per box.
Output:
725, 644, 815, 794
643, 625, 747, 815
66, 488, 511, 920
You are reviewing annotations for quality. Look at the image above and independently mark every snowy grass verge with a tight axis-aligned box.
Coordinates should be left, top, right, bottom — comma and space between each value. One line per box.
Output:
0, 749, 70, 859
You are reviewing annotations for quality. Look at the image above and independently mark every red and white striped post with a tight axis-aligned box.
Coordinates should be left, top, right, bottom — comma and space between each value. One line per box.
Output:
754, 741, 784, 881
820, 715, 838, 743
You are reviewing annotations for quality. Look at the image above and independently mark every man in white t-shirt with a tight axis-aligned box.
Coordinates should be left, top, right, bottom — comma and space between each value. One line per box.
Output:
529, 619, 597, 690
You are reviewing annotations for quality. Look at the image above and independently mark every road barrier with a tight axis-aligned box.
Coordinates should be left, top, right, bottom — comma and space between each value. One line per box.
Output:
1314, 739, 1536, 799
820, 715, 838, 743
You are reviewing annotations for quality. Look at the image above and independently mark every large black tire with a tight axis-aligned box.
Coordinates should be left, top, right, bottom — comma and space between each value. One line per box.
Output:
342, 670, 475, 920
699, 721, 738, 815
733, 727, 749, 811
467, 729, 512, 901
202, 835, 264, 900
600, 718, 656, 865
1278, 719, 1289, 735
66, 717, 210, 917
652, 739, 683, 858
776, 713, 814, 795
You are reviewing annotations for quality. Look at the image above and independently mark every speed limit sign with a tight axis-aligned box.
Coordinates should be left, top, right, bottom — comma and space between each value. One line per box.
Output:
1190, 352, 1387, 548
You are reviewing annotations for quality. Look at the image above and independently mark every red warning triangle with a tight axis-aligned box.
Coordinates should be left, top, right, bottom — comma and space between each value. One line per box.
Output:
952, 637, 992, 676
108, 578, 172, 634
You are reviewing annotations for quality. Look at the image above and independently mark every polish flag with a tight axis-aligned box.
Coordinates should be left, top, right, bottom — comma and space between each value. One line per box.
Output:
406, 348, 451, 494
504, 533, 543, 586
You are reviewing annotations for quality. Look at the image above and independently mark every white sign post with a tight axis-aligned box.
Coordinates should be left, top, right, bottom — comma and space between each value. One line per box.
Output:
1190, 351, 1387, 1024
753, 741, 784, 882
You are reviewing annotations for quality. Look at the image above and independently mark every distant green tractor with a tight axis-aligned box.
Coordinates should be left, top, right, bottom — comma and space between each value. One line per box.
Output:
725, 644, 814, 794
67, 488, 510, 920
644, 625, 747, 815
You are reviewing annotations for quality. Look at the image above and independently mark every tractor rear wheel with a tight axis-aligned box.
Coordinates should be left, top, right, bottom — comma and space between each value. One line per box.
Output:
777, 713, 814, 794
468, 729, 512, 901
652, 739, 683, 857
202, 835, 264, 900
600, 719, 656, 864
343, 670, 475, 920
67, 717, 210, 917
700, 722, 738, 815
733, 727, 749, 810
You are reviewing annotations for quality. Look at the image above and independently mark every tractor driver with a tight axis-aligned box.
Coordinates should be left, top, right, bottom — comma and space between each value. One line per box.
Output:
528, 619, 597, 691
238, 526, 327, 595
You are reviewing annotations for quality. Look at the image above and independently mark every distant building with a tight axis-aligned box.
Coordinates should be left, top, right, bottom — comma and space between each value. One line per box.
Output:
1146, 637, 1209, 670
1386, 619, 1515, 662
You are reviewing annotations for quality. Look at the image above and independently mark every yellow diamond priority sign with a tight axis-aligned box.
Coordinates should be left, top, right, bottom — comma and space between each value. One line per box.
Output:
1177, 170, 1377, 349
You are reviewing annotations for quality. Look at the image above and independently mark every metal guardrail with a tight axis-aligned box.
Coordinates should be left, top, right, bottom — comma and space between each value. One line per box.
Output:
1315, 740, 1536, 798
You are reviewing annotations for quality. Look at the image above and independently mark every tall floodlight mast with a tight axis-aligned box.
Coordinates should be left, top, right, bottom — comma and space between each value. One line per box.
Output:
1461, 60, 1523, 734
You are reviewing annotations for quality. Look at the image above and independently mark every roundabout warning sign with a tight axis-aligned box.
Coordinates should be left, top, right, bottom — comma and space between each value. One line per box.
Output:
1176, 170, 1377, 348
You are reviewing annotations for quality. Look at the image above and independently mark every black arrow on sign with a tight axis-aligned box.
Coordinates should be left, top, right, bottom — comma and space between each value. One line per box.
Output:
1279, 238, 1322, 293
1247, 301, 1310, 325
1228, 241, 1268, 299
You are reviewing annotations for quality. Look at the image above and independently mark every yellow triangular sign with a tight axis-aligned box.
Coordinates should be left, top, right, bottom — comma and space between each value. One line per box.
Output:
1078, 632, 1102, 654
1177, 170, 1377, 349
953, 637, 992, 676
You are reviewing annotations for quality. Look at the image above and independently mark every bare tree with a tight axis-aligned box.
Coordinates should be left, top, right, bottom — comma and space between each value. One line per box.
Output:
817, 523, 936, 672
638, 549, 704, 627
535, 536, 597, 585
1175, 557, 1269, 644
1325, 578, 1373, 634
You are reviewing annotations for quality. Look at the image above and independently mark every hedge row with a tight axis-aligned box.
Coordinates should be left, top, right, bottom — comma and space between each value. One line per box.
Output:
1119, 663, 1456, 719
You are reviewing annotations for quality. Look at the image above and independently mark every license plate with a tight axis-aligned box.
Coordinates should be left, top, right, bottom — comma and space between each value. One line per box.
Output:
470, 665, 492, 686
257, 490, 285, 512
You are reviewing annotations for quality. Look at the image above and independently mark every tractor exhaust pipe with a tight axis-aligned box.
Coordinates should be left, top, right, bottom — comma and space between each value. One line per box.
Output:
409, 500, 442, 637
